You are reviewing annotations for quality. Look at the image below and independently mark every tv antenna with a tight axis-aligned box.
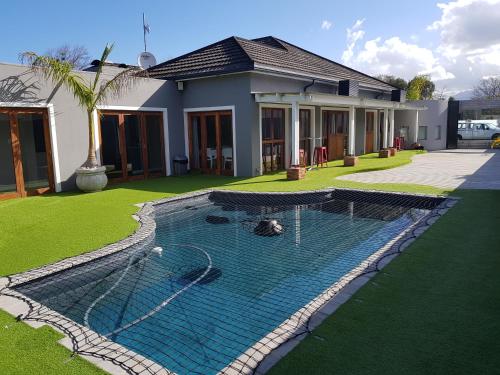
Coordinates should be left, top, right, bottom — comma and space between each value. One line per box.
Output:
138, 13, 157, 69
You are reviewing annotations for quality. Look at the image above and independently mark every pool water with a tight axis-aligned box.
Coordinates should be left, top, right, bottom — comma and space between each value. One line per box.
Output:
16, 191, 433, 374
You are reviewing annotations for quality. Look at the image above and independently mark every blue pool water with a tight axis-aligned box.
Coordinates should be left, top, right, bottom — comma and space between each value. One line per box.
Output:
17, 191, 433, 374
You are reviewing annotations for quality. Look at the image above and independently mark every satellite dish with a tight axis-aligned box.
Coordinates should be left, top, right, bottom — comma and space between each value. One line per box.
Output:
138, 52, 157, 69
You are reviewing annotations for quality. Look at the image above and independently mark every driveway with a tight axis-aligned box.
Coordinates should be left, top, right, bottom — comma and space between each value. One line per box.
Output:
337, 149, 500, 190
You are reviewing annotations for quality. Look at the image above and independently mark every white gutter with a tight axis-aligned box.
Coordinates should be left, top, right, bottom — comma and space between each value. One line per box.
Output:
254, 92, 427, 110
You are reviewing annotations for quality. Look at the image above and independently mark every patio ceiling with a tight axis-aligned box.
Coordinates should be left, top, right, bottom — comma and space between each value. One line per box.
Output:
254, 92, 427, 111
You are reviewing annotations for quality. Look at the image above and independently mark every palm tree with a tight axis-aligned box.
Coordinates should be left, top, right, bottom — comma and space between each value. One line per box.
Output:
21, 44, 139, 169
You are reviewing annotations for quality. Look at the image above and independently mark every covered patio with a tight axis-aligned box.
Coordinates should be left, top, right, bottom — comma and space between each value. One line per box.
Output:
255, 92, 426, 176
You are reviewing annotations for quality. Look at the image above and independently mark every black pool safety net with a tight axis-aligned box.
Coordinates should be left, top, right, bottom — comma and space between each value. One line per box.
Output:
1, 189, 455, 375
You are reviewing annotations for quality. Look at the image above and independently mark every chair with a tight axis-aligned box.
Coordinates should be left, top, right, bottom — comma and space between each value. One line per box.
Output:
207, 148, 217, 169
289, 149, 306, 167
222, 147, 233, 170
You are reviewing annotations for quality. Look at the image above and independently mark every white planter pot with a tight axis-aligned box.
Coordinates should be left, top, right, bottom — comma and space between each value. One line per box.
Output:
75, 166, 108, 192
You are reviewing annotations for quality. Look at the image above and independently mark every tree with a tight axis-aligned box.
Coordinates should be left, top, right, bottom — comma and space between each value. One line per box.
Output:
407, 75, 435, 100
21, 44, 139, 169
376, 75, 408, 90
45, 44, 91, 70
473, 77, 500, 99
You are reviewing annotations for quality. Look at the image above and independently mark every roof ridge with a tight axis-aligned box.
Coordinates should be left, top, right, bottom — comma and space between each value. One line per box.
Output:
148, 36, 250, 72
272, 37, 398, 90
232, 36, 256, 66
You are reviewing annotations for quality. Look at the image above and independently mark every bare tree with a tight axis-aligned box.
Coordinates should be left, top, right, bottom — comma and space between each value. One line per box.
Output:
432, 87, 448, 100
45, 44, 90, 70
473, 77, 500, 99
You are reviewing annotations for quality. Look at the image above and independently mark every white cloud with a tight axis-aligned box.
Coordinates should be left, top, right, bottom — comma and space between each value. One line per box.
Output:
341, 18, 365, 64
350, 36, 454, 81
321, 20, 333, 30
340, 0, 500, 94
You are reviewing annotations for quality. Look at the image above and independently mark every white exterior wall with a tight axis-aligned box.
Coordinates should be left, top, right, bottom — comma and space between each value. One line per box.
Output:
394, 100, 448, 151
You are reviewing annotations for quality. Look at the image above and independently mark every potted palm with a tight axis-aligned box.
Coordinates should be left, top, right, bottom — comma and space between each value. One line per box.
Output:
21, 44, 140, 192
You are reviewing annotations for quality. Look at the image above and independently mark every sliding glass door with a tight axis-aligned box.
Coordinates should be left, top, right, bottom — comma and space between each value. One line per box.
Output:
99, 111, 165, 181
0, 108, 54, 199
188, 111, 233, 175
0, 113, 16, 196
262, 108, 285, 173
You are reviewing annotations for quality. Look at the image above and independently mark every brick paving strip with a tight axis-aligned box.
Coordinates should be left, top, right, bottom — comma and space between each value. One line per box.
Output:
337, 149, 500, 190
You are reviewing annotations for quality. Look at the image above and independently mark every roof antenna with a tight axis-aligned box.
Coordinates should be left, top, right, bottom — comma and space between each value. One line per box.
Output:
138, 13, 157, 69
143, 12, 150, 52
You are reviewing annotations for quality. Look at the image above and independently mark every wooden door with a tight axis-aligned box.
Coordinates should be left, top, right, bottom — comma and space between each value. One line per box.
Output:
0, 108, 54, 200
323, 110, 347, 160
365, 111, 374, 154
189, 111, 233, 175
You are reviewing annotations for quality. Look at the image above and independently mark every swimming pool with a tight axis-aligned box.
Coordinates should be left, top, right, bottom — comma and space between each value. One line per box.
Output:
10, 189, 446, 374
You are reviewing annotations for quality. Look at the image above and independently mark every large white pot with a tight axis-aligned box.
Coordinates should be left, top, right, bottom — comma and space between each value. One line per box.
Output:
75, 166, 108, 192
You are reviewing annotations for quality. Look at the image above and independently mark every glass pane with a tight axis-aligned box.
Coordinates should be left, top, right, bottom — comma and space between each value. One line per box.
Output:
17, 113, 49, 190
190, 116, 202, 169
262, 109, 272, 140
206, 115, 216, 170
100, 115, 123, 179
145, 115, 163, 174
273, 143, 284, 171
272, 109, 284, 140
0, 114, 16, 193
220, 114, 233, 172
124, 115, 143, 176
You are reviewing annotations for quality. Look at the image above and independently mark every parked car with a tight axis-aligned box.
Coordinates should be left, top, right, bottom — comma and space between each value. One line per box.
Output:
458, 120, 500, 140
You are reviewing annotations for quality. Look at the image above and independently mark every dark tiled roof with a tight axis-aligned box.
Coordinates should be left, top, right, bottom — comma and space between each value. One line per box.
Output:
148, 36, 395, 90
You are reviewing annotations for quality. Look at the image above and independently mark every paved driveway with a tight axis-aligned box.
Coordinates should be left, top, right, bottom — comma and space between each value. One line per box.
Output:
337, 149, 500, 190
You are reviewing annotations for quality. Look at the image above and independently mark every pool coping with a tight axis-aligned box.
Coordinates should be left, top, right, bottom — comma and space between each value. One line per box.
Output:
0, 188, 459, 375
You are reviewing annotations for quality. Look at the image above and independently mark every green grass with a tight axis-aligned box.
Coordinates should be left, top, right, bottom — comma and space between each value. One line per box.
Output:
0, 309, 105, 374
269, 189, 500, 375
0, 150, 441, 277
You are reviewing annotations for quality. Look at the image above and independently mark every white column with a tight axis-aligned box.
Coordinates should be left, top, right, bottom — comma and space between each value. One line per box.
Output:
389, 109, 395, 147
291, 101, 300, 166
373, 110, 379, 152
348, 106, 356, 156
383, 108, 389, 149
412, 110, 419, 144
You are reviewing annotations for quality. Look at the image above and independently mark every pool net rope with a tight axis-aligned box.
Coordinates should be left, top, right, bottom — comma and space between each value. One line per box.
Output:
1, 189, 455, 375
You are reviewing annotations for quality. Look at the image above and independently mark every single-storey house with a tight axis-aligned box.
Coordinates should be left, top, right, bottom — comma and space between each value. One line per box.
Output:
0, 36, 425, 199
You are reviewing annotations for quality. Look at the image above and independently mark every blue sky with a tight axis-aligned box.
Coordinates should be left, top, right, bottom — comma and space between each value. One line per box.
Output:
2, 0, 500, 94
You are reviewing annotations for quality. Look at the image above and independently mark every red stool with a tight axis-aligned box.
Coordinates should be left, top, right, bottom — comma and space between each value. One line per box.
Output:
313, 146, 328, 168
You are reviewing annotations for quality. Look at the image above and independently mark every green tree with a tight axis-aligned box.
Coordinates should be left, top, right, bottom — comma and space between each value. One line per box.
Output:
21, 44, 139, 169
376, 75, 408, 90
407, 75, 435, 100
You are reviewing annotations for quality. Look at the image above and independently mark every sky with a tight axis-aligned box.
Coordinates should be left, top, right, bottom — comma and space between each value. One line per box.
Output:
2, 0, 500, 95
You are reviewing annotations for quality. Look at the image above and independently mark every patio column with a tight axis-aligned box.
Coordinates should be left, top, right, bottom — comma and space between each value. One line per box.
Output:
291, 101, 300, 166
389, 109, 395, 147
373, 110, 379, 151
411, 110, 419, 144
348, 106, 356, 155
382, 108, 389, 149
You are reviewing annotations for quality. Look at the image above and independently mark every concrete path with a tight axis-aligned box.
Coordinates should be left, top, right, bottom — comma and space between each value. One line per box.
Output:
337, 149, 500, 190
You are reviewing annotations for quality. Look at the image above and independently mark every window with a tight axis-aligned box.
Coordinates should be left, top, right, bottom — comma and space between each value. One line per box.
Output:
436, 125, 441, 140
418, 126, 427, 140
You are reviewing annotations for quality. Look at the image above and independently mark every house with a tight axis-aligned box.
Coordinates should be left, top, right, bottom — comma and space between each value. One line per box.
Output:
0, 36, 425, 200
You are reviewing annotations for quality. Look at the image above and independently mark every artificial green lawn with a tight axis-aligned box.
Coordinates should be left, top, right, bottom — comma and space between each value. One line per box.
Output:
269, 189, 500, 375
0, 309, 104, 374
0, 150, 441, 276
5, 149, 494, 375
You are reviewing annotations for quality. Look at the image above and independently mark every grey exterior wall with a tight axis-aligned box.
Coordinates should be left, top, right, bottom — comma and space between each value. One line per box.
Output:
180, 73, 258, 176
0, 62, 172, 190
354, 108, 366, 156
394, 100, 448, 151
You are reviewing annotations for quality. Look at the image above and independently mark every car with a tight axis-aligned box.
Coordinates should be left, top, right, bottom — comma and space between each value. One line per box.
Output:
458, 120, 500, 140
